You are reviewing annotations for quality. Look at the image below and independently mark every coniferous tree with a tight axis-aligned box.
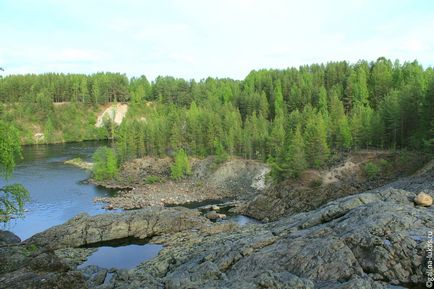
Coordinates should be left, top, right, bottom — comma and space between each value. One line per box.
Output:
170, 149, 191, 180
44, 117, 55, 144
274, 80, 284, 118
92, 146, 118, 181
304, 114, 330, 168
273, 126, 307, 180
350, 104, 374, 148
269, 113, 286, 159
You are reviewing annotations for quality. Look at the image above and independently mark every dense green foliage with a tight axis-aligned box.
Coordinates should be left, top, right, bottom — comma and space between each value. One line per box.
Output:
362, 161, 381, 179
170, 149, 191, 180
92, 146, 118, 181
1, 58, 433, 181
0, 120, 29, 220
271, 126, 307, 180
0, 121, 22, 177
361, 159, 390, 180
116, 59, 432, 180
1, 184, 29, 219
0, 72, 132, 103
144, 175, 164, 184
1, 102, 109, 144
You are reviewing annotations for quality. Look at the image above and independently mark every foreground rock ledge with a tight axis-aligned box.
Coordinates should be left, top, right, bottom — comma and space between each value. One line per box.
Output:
2, 187, 433, 288
117, 189, 434, 289
26, 206, 209, 249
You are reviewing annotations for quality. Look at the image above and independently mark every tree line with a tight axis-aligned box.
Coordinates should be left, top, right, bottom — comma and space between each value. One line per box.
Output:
1, 58, 433, 180
115, 58, 432, 177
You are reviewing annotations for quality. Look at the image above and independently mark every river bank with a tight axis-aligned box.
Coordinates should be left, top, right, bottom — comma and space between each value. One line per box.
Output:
0, 141, 114, 240
91, 150, 429, 221
91, 156, 270, 210
1, 147, 432, 288
1, 162, 432, 288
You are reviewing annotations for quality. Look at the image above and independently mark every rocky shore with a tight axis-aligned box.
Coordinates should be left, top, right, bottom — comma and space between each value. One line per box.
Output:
93, 156, 270, 209
1, 154, 432, 289
64, 158, 93, 170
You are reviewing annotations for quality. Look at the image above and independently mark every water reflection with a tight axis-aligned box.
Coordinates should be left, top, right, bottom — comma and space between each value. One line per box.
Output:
78, 244, 163, 269
0, 141, 115, 240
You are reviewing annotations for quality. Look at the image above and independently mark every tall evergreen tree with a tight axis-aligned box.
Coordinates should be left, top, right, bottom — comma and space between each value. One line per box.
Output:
304, 114, 330, 168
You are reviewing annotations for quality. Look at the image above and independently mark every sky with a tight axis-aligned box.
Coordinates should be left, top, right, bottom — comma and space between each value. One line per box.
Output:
1, 0, 434, 80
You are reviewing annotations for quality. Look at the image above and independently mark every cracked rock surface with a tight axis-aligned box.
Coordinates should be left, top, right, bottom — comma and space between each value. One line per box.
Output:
1, 162, 433, 289
26, 206, 209, 249
105, 188, 432, 288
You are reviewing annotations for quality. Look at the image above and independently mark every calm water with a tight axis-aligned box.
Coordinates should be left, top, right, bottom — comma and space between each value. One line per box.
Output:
0, 141, 256, 270
227, 214, 260, 225
0, 141, 115, 240
79, 243, 163, 269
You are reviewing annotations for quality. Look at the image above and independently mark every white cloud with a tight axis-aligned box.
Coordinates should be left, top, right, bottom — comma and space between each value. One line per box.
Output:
58, 49, 105, 62
2, 0, 434, 79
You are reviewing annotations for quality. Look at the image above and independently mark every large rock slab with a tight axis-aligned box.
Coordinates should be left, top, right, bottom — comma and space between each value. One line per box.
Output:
26, 206, 209, 249
0, 230, 21, 246
3, 165, 433, 288
110, 188, 433, 289
0, 244, 87, 289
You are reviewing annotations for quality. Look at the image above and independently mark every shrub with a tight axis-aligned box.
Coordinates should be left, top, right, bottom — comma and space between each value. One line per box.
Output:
0, 121, 29, 221
92, 146, 118, 181
362, 161, 380, 179
170, 149, 191, 180
214, 140, 229, 165
144, 175, 163, 184
378, 158, 391, 172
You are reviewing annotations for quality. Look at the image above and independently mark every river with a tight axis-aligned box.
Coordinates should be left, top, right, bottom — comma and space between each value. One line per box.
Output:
1, 141, 261, 270
0, 141, 261, 270
0, 141, 114, 240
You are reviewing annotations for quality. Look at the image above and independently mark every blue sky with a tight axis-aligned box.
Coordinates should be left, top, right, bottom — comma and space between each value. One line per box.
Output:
1, 0, 433, 80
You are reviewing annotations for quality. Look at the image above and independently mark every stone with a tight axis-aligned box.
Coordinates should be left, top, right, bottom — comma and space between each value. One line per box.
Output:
0, 244, 87, 289
205, 211, 226, 220
64, 158, 93, 170
26, 206, 210, 249
91, 269, 108, 285
414, 192, 432, 206
114, 188, 433, 289
33, 133, 45, 143
0, 230, 21, 245
2, 159, 433, 289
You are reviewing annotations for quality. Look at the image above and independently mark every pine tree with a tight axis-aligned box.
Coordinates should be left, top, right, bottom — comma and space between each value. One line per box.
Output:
369, 57, 393, 108
318, 86, 328, 117
350, 103, 376, 148
271, 125, 308, 180
44, 117, 55, 144
304, 114, 330, 168
379, 91, 401, 148
336, 117, 352, 150
92, 146, 118, 181
80, 79, 89, 103
269, 113, 286, 158
274, 81, 284, 118
258, 91, 269, 119
214, 139, 229, 164
170, 149, 191, 180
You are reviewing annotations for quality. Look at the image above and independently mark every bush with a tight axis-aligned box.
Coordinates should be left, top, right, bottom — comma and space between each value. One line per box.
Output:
362, 161, 380, 179
214, 140, 229, 165
144, 175, 163, 184
170, 149, 191, 180
92, 146, 118, 181
378, 158, 390, 169
0, 184, 29, 221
